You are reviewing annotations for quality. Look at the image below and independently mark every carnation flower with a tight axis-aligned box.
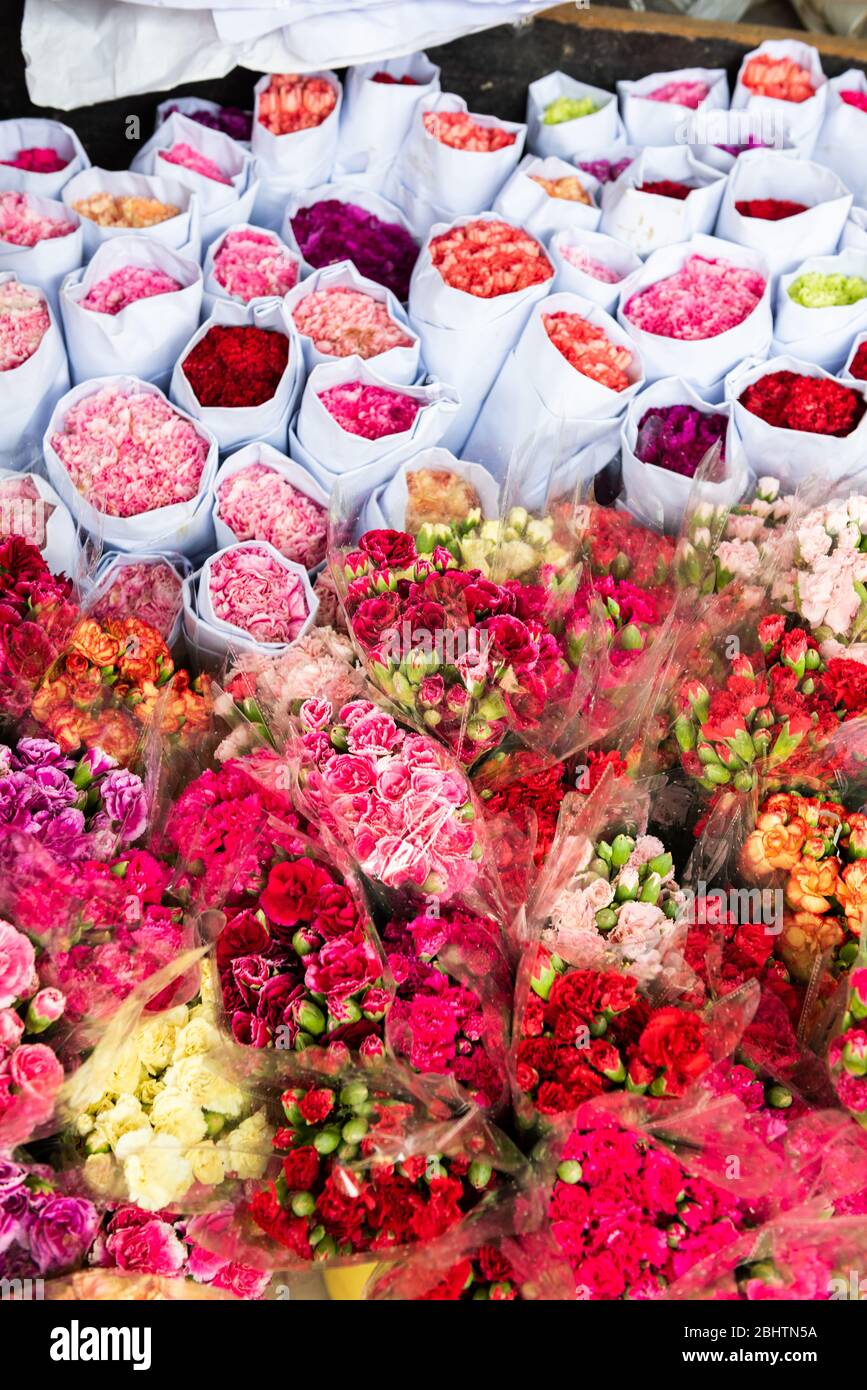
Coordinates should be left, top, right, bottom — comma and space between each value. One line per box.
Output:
257, 74, 337, 135
787, 272, 867, 308
558, 245, 622, 283
741, 53, 814, 102
735, 198, 809, 220
208, 544, 308, 645
291, 200, 418, 301
840, 89, 867, 114
578, 156, 633, 184
292, 287, 413, 359
1, 146, 68, 173
216, 463, 327, 569
318, 381, 421, 439
183, 325, 289, 408
635, 404, 727, 478
0, 280, 50, 370
71, 193, 179, 228
163, 104, 252, 141
423, 111, 516, 151
79, 265, 183, 315
0, 191, 75, 247
158, 143, 231, 186
428, 219, 552, 298
623, 255, 765, 340
91, 561, 183, 640
529, 174, 592, 205
636, 180, 695, 200
643, 80, 709, 108
739, 371, 865, 436
212, 229, 299, 302
50, 386, 209, 518
543, 95, 600, 124
849, 342, 867, 380
543, 311, 633, 391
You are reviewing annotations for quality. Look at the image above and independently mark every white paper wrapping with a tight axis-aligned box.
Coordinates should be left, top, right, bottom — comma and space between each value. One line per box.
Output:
814, 72, 867, 204
0, 118, 90, 198
492, 156, 601, 241
61, 167, 201, 261
731, 39, 828, 158
620, 377, 749, 531
521, 419, 622, 513
384, 92, 526, 239
0, 467, 79, 576
0, 193, 82, 313
201, 221, 300, 317
88, 548, 190, 648
599, 147, 726, 257
0, 274, 69, 464
282, 259, 420, 385
296, 354, 460, 475
280, 182, 416, 286
170, 297, 302, 454
211, 440, 329, 568
360, 448, 500, 533
59, 236, 202, 389
43, 375, 219, 555
183, 538, 318, 661
842, 331, 867, 383
336, 54, 441, 190
465, 291, 643, 479
715, 151, 853, 280
249, 70, 342, 228
549, 227, 642, 312
725, 353, 867, 487
288, 423, 407, 496
130, 111, 258, 249
617, 234, 773, 396
525, 72, 619, 160
618, 68, 730, 148
772, 249, 867, 372
408, 211, 553, 452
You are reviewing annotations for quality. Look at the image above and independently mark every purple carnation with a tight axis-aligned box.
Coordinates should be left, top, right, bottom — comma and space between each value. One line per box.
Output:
165, 104, 252, 142
635, 404, 728, 479
578, 156, 633, 185
291, 198, 418, 300
11, 739, 71, 770
100, 768, 148, 843
27, 1195, 99, 1274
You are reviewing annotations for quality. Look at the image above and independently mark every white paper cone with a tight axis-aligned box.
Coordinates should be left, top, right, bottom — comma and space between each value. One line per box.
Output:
370, 449, 500, 533
211, 440, 329, 570
155, 97, 252, 148
772, 249, 867, 372
465, 292, 643, 479
0, 274, 69, 463
130, 111, 258, 249
288, 421, 406, 497
814, 72, 867, 203
618, 68, 730, 148
0, 118, 90, 198
0, 192, 82, 313
282, 259, 420, 385
731, 39, 828, 157
526, 72, 619, 159
61, 167, 201, 261
296, 354, 460, 472
493, 156, 601, 242
715, 151, 853, 280
336, 54, 440, 190
184, 538, 318, 661
599, 147, 726, 257
549, 227, 642, 312
725, 353, 867, 487
201, 222, 301, 317
617, 233, 773, 392
251, 71, 342, 185
170, 297, 302, 454
43, 374, 219, 555
621, 376, 748, 531
59, 236, 202, 389
280, 182, 416, 290
89, 549, 190, 647
0, 467, 79, 575
842, 331, 867, 383
408, 211, 554, 451
842, 206, 867, 253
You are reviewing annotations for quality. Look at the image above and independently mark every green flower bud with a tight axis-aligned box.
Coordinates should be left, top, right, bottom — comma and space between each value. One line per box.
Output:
290, 1191, 316, 1218
468, 1160, 493, 1189
313, 1128, 341, 1155
556, 1160, 583, 1184
339, 1082, 369, 1109
610, 833, 635, 867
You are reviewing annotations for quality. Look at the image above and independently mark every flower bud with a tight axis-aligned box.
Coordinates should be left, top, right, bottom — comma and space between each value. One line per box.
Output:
25, 987, 65, 1033
556, 1160, 583, 1184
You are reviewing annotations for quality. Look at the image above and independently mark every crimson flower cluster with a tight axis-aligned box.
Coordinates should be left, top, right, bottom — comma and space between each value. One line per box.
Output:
739, 370, 866, 437
0, 537, 77, 720
183, 325, 289, 408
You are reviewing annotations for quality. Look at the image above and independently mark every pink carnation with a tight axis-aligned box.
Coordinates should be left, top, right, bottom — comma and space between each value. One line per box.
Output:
0, 191, 76, 247
208, 544, 309, 644
79, 265, 183, 315
91, 560, 183, 639
559, 245, 623, 284
0, 280, 50, 370
292, 287, 413, 359
624, 254, 766, 340
158, 142, 231, 185
643, 80, 710, 108
216, 462, 326, 570
50, 386, 210, 518
318, 381, 421, 439
213, 229, 299, 302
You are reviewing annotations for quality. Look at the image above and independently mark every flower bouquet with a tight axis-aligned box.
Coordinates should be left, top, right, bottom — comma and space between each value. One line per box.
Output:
0, 272, 70, 457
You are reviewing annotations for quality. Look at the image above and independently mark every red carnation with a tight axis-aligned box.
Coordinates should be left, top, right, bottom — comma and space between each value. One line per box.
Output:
636, 1007, 711, 1094
281, 1145, 320, 1191
298, 1087, 334, 1123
